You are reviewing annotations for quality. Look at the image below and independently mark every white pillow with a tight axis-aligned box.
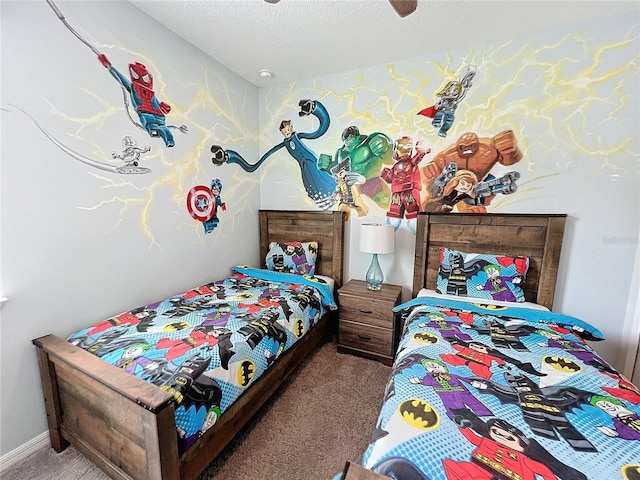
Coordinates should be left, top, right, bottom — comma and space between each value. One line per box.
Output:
417, 288, 549, 312
314, 275, 335, 292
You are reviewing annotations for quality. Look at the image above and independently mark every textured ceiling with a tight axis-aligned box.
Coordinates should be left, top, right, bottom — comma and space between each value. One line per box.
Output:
130, 0, 640, 87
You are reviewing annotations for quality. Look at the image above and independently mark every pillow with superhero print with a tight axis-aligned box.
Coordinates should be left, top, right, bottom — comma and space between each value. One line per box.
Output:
265, 241, 318, 276
435, 247, 530, 303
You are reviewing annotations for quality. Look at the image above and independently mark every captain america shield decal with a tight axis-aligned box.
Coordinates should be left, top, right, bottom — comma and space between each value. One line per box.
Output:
187, 185, 214, 222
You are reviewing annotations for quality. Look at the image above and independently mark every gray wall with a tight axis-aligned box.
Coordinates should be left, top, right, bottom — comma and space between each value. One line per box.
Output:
1, 0, 261, 456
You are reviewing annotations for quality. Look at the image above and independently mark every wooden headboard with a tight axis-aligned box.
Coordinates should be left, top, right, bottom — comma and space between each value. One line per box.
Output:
412, 213, 567, 310
259, 210, 346, 288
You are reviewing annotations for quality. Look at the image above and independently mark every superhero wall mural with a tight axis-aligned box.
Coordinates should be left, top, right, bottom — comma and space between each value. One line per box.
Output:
13, 0, 190, 176
2, 0, 177, 177
210, 63, 524, 228
10, 2, 635, 243
3, 1, 233, 237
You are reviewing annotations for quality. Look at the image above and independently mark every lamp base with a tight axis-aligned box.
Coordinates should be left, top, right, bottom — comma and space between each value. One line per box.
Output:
365, 253, 384, 291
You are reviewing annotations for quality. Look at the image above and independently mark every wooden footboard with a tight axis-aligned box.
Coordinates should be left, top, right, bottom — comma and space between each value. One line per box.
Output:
33, 334, 180, 479
33, 311, 333, 480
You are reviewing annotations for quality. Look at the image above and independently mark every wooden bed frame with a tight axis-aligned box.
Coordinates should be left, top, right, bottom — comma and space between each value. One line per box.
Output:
33, 209, 345, 480
341, 211, 567, 480
412, 212, 567, 310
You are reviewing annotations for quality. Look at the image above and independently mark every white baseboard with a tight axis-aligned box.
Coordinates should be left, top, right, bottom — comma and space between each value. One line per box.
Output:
0, 432, 50, 474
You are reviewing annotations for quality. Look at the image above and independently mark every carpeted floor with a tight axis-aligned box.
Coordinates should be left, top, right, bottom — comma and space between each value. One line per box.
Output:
3, 336, 391, 480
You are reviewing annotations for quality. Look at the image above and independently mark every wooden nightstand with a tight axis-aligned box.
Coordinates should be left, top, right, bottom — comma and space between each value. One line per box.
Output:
337, 279, 402, 365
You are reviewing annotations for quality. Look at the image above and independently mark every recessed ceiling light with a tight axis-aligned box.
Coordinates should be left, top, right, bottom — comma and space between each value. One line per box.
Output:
259, 69, 273, 79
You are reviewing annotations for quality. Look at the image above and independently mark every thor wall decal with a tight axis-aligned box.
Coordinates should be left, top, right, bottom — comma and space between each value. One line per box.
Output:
417, 64, 477, 138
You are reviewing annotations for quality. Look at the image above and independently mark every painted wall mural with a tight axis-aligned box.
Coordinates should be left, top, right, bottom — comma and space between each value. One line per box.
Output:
211, 99, 337, 209
210, 88, 524, 230
2, 1, 260, 248
47, 0, 189, 149
254, 21, 637, 253
207, 61, 532, 230
3, 1, 637, 246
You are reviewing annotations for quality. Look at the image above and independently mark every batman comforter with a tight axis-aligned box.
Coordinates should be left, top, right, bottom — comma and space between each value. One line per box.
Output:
66, 266, 336, 454
357, 297, 640, 480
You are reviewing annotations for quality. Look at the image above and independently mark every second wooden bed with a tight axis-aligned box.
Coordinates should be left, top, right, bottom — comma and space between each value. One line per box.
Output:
342, 211, 570, 479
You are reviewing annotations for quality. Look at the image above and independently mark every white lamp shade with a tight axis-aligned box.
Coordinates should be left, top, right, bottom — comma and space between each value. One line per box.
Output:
359, 223, 395, 254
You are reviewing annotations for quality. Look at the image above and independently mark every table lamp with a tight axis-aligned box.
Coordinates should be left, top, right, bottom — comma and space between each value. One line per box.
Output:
359, 223, 395, 291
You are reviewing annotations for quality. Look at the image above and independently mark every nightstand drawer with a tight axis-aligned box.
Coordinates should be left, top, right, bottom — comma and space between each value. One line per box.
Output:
339, 320, 393, 357
339, 298, 394, 329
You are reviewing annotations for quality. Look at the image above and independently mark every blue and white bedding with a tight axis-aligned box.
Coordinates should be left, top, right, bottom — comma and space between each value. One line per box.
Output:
67, 266, 336, 453
356, 297, 640, 480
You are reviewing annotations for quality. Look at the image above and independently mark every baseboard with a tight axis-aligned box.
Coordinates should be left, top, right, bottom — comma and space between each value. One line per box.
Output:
0, 432, 50, 473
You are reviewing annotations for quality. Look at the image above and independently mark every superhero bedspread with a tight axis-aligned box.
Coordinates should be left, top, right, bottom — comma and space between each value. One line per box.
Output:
66, 266, 336, 454
358, 297, 640, 480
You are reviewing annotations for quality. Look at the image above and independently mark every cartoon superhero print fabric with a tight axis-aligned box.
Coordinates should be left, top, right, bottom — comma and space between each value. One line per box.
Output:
355, 297, 640, 480
436, 248, 530, 303
66, 266, 336, 454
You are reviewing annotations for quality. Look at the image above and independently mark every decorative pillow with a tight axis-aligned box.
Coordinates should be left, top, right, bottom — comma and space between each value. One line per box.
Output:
265, 241, 318, 276
435, 247, 530, 303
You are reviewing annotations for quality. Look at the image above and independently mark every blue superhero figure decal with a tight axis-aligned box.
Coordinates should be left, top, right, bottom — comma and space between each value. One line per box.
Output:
204, 179, 225, 233
98, 53, 176, 148
186, 178, 226, 234
211, 99, 336, 209
45, 1, 187, 148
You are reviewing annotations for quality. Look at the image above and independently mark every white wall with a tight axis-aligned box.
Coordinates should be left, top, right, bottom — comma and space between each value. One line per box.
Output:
0, 1, 261, 456
258, 13, 639, 367
619, 226, 640, 382
1, 0, 638, 461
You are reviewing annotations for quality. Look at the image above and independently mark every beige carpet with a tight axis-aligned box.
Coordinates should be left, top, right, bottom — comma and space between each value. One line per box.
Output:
3, 336, 391, 480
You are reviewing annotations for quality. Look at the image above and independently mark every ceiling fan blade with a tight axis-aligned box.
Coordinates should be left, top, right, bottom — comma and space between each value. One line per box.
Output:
389, 0, 417, 17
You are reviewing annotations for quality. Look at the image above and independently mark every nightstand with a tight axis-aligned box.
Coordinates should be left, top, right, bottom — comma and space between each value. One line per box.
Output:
337, 279, 402, 366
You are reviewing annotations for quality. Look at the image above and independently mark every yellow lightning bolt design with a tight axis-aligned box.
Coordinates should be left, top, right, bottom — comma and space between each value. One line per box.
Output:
45, 42, 259, 248
47, 26, 637, 241
276, 29, 636, 215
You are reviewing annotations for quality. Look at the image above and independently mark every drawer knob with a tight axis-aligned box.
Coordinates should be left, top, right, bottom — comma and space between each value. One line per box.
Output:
359, 309, 373, 314
357, 334, 372, 341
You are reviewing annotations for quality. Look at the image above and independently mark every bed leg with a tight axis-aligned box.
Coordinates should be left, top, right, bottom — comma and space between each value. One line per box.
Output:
142, 403, 180, 480
35, 345, 68, 452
